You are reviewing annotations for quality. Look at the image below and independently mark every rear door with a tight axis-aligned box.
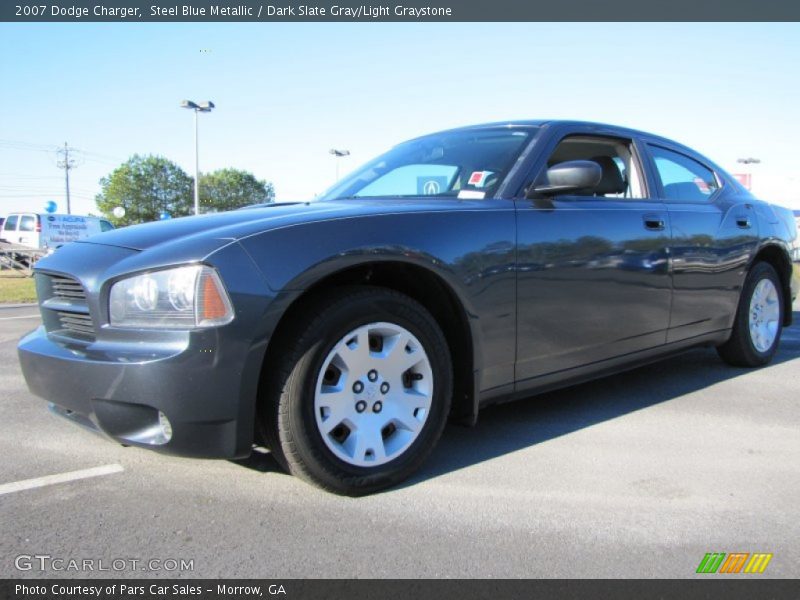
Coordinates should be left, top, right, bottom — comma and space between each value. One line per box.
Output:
17, 214, 39, 248
514, 128, 672, 383
643, 143, 759, 341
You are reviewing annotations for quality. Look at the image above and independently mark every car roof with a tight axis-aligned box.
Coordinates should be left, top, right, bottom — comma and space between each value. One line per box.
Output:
414, 119, 724, 175
420, 119, 693, 148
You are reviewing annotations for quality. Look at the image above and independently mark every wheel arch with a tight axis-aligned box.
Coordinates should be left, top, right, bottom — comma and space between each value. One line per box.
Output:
750, 243, 793, 326
257, 260, 479, 434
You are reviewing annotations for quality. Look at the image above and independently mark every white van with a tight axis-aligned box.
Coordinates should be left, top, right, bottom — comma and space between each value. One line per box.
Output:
0, 212, 114, 250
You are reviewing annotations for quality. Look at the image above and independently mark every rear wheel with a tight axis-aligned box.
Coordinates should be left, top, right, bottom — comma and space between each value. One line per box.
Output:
717, 262, 784, 367
259, 287, 452, 495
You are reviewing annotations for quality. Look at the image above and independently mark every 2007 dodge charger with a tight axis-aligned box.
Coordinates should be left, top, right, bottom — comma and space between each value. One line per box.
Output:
18, 120, 800, 495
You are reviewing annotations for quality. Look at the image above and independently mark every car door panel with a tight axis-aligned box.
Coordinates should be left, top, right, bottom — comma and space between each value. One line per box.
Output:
515, 197, 672, 383
640, 142, 760, 342
666, 199, 758, 341
18, 214, 37, 248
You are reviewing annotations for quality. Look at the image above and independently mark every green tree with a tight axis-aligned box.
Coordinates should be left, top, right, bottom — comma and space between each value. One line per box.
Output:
200, 168, 275, 212
95, 155, 193, 226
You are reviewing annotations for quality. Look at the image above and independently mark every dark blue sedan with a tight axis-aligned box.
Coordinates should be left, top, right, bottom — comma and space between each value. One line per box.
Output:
18, 121, 800, 494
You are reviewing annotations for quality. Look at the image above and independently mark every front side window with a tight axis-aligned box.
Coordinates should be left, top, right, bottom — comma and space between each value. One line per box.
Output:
4, 215, 18, 231
320, 127, 535, 201
649, 145, 719, 202
541, 135, 647, 199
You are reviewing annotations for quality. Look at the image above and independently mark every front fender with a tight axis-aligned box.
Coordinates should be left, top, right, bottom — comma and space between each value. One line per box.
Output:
236, 207, 518, 396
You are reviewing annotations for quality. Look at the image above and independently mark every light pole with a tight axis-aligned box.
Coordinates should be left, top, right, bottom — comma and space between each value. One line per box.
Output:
181, 100, 215, 215
737, 157, 761, 192
329, 148, 350, 181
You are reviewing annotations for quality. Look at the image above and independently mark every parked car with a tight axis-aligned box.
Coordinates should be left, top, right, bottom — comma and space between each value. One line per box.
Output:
0, 212, 114, 250
18, 120, 800, 495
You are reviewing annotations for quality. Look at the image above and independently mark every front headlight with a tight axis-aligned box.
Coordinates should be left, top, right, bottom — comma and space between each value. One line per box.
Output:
109, 265, 234, 329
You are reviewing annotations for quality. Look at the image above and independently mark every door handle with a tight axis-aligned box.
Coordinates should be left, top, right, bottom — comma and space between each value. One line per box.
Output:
736, 216, 751, 229
643, 215, 666, 231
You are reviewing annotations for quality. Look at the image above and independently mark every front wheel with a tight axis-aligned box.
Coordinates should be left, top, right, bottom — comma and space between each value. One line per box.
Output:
717, 262, 784, 367
259, 287, 453, 495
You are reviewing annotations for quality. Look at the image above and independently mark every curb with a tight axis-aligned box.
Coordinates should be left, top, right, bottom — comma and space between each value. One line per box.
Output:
0, 303, 38, 309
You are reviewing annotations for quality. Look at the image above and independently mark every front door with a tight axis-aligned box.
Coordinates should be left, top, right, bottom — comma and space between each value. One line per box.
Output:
515, 133, 672, 383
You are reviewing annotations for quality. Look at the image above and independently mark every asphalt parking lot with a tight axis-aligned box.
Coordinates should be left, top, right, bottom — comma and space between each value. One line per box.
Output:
1, 303, 798, 579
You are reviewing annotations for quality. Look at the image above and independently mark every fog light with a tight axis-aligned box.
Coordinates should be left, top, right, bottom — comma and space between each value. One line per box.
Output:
157, 411, 173, 443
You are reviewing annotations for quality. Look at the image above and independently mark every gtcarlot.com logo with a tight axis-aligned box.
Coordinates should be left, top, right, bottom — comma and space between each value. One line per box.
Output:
696, 552, 772, 574
14, 554, 194, 573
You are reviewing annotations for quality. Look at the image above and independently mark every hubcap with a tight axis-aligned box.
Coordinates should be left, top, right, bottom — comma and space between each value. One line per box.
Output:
748, 278, 780, 353
314, 322, 433, 467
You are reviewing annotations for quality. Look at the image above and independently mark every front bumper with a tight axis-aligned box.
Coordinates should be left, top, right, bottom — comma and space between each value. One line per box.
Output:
16, 238, 278, 460
18, 325, 252, 459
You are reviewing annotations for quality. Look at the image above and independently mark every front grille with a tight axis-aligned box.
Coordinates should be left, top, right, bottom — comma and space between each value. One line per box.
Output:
50, 275, 87, 301
38, 273, 95, 341
55, 311, 94, 336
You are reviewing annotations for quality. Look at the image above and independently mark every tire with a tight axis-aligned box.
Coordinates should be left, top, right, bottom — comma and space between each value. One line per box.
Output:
259, 286, 453, 495
717, 262, 784, 367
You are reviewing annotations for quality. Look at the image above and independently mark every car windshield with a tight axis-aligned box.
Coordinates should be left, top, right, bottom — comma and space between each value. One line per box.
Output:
319, 127, 536, 201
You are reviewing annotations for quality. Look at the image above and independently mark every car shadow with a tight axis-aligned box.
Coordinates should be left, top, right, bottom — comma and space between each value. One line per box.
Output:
231, 446, 283, 473
233, 312, 800, 488
404, 311, 800, 488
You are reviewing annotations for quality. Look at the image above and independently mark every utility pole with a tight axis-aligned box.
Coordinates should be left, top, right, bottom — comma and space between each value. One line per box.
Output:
57, 142, 76, 214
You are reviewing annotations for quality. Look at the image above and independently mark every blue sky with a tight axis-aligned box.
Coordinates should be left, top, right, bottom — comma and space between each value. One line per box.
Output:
1, 22, 799, 216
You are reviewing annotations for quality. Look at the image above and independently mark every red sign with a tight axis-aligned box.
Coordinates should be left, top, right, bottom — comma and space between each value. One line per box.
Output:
468, 171, 490, 187
733, 173, 752, 190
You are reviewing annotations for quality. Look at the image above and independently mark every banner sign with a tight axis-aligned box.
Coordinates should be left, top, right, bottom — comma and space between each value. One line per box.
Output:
3, 0, 800, 22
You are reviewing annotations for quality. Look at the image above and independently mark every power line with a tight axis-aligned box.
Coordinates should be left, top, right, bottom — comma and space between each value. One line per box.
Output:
0, 140, 59, 153
0, 192, 96, 200
0, 188, 97, 195
0, 182, 94, 189
0, 139, 124, 163
0, 174, 64, 180
74, 148, 124, 162
0, 194, 95, 199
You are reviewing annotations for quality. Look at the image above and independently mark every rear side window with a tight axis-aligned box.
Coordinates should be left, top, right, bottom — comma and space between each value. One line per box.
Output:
19, 215, 35, 232
649, 145, 719, 202
4, 215, 18, 231
100, 220, 114, 232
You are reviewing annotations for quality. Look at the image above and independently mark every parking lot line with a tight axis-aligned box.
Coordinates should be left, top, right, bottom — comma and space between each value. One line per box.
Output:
0, 464, 124, 496
0, 314, 40, 321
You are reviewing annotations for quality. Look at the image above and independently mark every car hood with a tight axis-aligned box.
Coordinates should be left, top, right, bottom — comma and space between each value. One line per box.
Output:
76, 199, 459, 252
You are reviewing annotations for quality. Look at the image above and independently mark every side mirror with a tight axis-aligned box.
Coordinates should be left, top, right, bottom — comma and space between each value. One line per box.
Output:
526, 160, 602, 199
